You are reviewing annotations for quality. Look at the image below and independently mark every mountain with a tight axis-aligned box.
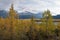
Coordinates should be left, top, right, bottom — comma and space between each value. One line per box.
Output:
0, 10, 42, 19
0, 10, 60, 19
0, 10, 8, 18
18, 11, 33, 19
52, 15, 60, 19
34, 13, 42, 19
18, 11, 42, 19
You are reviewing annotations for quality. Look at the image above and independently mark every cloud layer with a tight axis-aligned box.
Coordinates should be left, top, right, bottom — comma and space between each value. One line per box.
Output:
0, 0, 60, 15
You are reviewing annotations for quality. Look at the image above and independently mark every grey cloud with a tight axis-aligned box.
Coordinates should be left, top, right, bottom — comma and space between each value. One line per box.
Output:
0, 0, 12, 10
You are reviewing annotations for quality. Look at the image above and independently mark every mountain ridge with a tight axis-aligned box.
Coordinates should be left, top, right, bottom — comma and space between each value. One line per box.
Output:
0, 10, 60, 19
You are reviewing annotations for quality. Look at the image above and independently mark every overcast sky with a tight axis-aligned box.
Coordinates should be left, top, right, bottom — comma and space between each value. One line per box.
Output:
0, 0, 60, 15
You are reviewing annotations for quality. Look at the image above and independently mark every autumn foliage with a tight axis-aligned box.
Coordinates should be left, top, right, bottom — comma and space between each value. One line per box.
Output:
0, 4, 60, 40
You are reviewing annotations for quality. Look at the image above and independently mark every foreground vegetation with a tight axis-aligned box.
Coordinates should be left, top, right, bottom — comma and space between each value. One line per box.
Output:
0, 5, 60, 40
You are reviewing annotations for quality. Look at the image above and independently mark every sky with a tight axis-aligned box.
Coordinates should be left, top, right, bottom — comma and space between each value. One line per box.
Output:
0, 0, 60, 15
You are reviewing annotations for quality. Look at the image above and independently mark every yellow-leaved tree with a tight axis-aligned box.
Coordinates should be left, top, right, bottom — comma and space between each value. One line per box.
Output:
41, 10, 56, 32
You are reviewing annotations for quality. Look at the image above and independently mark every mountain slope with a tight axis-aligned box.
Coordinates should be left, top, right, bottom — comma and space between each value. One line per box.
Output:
0, 10, 60, 19
0, 10, 8, 18
18, 11, 42, 19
